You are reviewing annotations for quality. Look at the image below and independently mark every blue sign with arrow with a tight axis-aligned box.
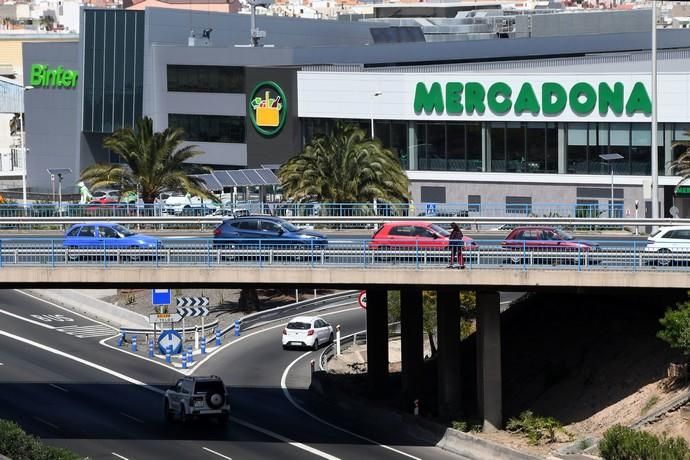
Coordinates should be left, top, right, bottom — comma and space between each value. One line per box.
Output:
158, 329, 182, 355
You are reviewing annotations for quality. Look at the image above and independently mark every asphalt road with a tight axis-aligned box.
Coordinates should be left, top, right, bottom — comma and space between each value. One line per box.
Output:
0, 290, 486, 460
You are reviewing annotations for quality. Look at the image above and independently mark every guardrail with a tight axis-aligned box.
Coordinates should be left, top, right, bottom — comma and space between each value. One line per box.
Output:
0, 237, 688, 272
120, 319, 220, 337
0, 215, 687, 227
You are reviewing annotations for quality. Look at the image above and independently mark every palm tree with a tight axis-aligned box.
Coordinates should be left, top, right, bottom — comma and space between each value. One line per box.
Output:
278, 122, 410, 209
80, 116, 212, 203
669, 134, 690, 194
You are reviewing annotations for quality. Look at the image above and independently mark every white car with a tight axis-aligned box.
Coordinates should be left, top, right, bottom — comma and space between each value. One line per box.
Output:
644, 226, 690, 266
282, 316, 334, 350
163, 195, 218, 215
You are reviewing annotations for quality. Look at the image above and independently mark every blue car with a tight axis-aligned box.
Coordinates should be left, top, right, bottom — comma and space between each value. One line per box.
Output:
213, 216, 327, 249
64, 222, 161, 261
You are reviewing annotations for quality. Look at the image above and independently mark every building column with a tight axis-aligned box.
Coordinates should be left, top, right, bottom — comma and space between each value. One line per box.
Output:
366, 288, 389, 397
400, 288, 423, 412
476, 290, 502, 432
437, 288, 462, 419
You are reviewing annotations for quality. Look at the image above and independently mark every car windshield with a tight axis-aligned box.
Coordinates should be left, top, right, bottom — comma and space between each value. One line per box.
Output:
194, 381, 225, 394
429, 224, 450, 237
112, 224, 135, 237
281, 221, 300, 233
287, 321, 311, 330
554, 229, 574, 240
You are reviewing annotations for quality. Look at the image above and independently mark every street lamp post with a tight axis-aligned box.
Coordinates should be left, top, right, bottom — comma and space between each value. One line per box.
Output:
599, 153, 624, 218
651, 2, 659, 228
370, 91, 382, 139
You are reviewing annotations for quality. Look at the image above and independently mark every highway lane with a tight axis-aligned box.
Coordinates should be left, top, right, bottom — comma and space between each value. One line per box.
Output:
0, 290, 360, 460
198, 305, 467, 460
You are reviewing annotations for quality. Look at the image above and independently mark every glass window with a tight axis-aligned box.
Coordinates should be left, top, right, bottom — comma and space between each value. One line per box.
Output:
261, 221, 281, 233
447, 122, 465, 171
99, 226, 119, 238
466, 122, 482, 172
167, 65, 244, 93
236, 220, 258, 231
545, 122, 558, 173
390, 225, 414, 236
427, 123, 446, 170
168, 114, 245, 143
67, 226, 80, 237
390, 122, 408, 169
506, 122, 524, 172
78, 226, 96, 237
490, 122, 506, 171
525, 122, 545, 173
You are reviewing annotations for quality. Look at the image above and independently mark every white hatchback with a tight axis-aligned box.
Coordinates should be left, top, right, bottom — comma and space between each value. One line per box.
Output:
282, 316, 334, 350
644, 226, 690, 265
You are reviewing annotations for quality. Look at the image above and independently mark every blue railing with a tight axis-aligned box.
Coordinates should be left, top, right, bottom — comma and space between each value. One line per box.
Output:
0, 237, 687, 272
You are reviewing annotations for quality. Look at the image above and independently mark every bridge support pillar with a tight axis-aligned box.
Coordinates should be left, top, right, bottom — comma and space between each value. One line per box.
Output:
476, 290, 502, 432
437, 288, 462, 419
400, 287, 423, 413
366, 288, 389, 397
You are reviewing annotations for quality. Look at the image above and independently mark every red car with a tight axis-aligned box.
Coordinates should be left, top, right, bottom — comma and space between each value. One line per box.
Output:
501, 226, 600, 263
369, 221, 476, 250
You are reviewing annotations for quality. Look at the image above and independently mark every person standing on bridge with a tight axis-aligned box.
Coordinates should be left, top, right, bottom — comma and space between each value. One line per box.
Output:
448, 222, 465, 269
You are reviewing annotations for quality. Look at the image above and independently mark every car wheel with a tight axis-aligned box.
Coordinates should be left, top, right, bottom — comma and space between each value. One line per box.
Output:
312, 339, 319, 351
164, 398, 174, 422
657, 248, 672, 266
128, 245, 141, 262
67, 246, 79, 261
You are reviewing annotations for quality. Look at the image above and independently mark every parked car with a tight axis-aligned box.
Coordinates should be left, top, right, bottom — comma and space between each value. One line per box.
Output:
63, 222, 161, 260
644, 226, 690, 266
163, 194, 218, 215
369, 221, 476, 263
213, 216, 328, 249
282, 316, 334, 350
500, 226, 600, 264
91, 189, 120, 204
163, 375, 230, 423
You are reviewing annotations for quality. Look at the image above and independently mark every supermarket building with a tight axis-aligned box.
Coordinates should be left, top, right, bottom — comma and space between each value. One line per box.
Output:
20, 7, 690, 216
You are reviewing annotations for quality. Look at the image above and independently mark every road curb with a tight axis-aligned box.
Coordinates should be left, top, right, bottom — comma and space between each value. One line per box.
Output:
25, 289, 149, 329
309, 371, 543, 460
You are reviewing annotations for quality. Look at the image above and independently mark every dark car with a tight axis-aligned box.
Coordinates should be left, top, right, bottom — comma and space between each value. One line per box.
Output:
213, 216, 328, 249
500, 226, 599, 264
63, 222, 161, 260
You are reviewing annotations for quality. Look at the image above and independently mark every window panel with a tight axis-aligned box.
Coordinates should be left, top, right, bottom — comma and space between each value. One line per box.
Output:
168, 114, 246, 143
446, 122, 465, 171
167, 65, 245, 93
466, 122, 482, 171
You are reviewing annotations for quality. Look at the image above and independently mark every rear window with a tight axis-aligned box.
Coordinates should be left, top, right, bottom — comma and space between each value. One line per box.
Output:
66, 226, 80, 237
194, 380, 225, 394
287, 322, 311, 330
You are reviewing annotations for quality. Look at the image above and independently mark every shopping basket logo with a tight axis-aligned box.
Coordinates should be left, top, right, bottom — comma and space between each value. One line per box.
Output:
249, 81, 287, 137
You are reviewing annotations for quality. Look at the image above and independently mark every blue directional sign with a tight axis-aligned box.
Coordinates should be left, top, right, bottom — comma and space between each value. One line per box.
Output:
152, 288, 171, 306
158, 329, 182, 355
425, 203, 437, 216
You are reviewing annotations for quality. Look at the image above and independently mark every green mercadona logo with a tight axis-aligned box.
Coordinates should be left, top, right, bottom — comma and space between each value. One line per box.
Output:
249, 81, 287, 136
30, 64, 79, 88
413, 81, 652, 116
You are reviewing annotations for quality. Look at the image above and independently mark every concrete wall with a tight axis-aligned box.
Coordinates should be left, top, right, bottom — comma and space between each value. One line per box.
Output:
23, 41, 81, 191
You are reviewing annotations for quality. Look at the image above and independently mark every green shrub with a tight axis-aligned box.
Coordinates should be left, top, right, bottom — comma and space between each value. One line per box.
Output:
599, 425, 690, 460
0, 419, 81, 460
451, 419, 482, 433
658, 297, 690, 358
505, 410, 571, 445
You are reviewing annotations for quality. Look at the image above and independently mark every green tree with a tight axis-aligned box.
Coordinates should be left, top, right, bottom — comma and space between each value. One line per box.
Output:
80, 117, 212, 203
657, 295, 690, 360
39, 15, 55, 31
669, 134, 690, 195
278, 122, 410, 207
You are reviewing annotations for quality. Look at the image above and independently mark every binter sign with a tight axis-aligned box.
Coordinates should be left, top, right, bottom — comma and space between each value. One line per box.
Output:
413, 81, 652, 117
30, 64, 79, 89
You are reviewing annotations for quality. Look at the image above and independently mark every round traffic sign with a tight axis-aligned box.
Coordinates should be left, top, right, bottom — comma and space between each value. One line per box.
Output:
158, 329, 182, 355
358, 291, 367, 309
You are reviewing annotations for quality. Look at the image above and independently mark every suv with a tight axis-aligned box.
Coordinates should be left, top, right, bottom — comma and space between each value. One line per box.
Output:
164, 375, 230, 423
644, 226, 690, 266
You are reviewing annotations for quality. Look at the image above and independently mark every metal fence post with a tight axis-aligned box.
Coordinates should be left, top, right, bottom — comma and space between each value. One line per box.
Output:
51, 239, 55, 268
362, 240, 367, 268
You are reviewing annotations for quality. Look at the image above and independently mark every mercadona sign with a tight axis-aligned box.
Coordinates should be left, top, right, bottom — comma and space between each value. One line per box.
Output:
413, 81, 651, 117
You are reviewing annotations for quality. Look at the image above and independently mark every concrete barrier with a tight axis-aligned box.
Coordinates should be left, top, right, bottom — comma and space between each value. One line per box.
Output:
27, 289, 149, 328
309, 372, 542, 460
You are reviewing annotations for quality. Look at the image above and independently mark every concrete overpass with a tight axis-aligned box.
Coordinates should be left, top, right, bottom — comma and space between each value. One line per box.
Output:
4, 265, 685, 433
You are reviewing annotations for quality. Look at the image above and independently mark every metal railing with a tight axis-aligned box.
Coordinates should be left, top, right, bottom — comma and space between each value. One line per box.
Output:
0, 237, 688, 272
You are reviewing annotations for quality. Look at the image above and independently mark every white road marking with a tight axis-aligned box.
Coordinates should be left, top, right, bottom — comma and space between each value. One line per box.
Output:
0, 308, 55, 329
33, 416, 58, 430
0, 328, 345, 460
111, 452, 129, 460
57, 325, 118, 338
281, 352, 422, 460
119, 412, 144, 424
229, 416, 340, 460
202, 447, 233, 459
49, 383, 68, 393
15, 290, 118, 330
